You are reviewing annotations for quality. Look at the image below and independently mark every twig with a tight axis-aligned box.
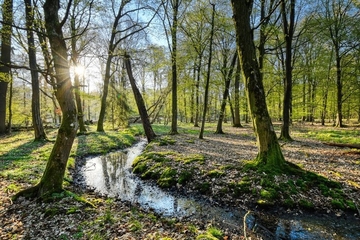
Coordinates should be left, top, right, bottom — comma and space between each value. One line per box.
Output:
243, 210, 251, 239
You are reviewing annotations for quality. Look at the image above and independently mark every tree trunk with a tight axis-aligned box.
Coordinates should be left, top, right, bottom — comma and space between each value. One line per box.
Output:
169, 0, 179, 135
233, 56, 242, 127
7, 77, 12, 133
124, 54, 156, 143
70, 12, 87, 134
231, 0, 286, 167
194, 55, 202, 127
0, 0, 13, 134
14, 0, 78, 199
215, 52, 237, 134
199, 3, 215, 139
335, 53, 343, 127
25, 0, 47, 141
279, 0, 295, 141
97, 2, 127, 132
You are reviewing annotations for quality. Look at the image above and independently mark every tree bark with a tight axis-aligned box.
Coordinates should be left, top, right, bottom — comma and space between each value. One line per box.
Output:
0, 0, 13, 134
25, 0, 47, 141
233, 58, 242, 127
169, 0, 179, 135
15, 0, 78, 199
124, 54, 156, 143
199, 3, 215, 139
335, 53, 343, 127
215, 52, 237, 134
279, 0, 295, 141
70, 8, 87, 134
230, 0, 286, 167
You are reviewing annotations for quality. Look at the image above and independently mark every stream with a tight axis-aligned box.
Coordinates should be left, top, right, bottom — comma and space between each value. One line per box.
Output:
78, 139, 360, 239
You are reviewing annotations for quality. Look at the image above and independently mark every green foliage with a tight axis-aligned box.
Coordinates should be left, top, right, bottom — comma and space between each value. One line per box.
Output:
196, 226, 223, 240
129, 219, 142, 232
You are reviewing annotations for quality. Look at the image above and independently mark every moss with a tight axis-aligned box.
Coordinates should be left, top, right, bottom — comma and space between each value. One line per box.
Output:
157, 167, 177, 188
260, 188, 277, 200
284, 198, 295, 207
197, 182, 211, 194
178, 170, 193, 184
180, 154, 205, 164
141, 163, 162, 179
256, 199, 273, 206
133, 162, 148, 175
196, 226, 223, 240
44, 207, 60, 217
229, 179, 252, 197
66, 206, 80, 214
206, 169, 224, 178
129, 219, 142, 232
299, 199, 314, 209
331, 199, 345, 209
346, 200, 357, 211
156, 136, 176, 146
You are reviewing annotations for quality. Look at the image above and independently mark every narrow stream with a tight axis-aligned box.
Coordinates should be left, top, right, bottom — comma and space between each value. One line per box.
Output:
79, 139, 360, 239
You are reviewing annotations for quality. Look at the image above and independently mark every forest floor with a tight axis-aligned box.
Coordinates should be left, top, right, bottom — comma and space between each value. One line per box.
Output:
0, 122, 360, 239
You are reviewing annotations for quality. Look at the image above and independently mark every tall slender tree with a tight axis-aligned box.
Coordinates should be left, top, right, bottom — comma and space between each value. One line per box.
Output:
230, 0, 286, 167
279, 0, 295, 141
199, 3, 215, 139
25, 0, 47, 141
0, 0, 13, 134
215, 52, 237, 134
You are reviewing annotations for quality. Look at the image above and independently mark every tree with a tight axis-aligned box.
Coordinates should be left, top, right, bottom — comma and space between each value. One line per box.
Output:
319, 0, 360, 127
199, 3, 215, 139
180, 1, 209, 127
279, 0, 295, 141
0, 0, 13, 134
15, 0, 78, 198
70, 0, 94, 134
161, 0, 181, 134
124, 53, 156, 142
215, 52, 237, 134
25, 0, 47, 141
230, 0, 286, 167
97, 0, 156, 132
233, 58, 242, 127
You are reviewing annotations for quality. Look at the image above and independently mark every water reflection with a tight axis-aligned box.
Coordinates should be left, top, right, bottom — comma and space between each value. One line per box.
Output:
81, 140, 360, 239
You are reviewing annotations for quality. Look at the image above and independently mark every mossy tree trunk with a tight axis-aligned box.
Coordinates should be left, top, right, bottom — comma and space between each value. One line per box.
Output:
14, 0, 78, 199
230, 0, 286, 168
0, 0, 13, 134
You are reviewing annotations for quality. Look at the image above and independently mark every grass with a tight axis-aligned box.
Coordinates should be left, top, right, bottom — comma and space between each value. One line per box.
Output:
0, 126, 141, 189
294, 126, 360, 145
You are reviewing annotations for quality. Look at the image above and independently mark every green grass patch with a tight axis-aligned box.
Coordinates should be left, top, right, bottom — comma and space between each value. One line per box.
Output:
302, 129, 360, 145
